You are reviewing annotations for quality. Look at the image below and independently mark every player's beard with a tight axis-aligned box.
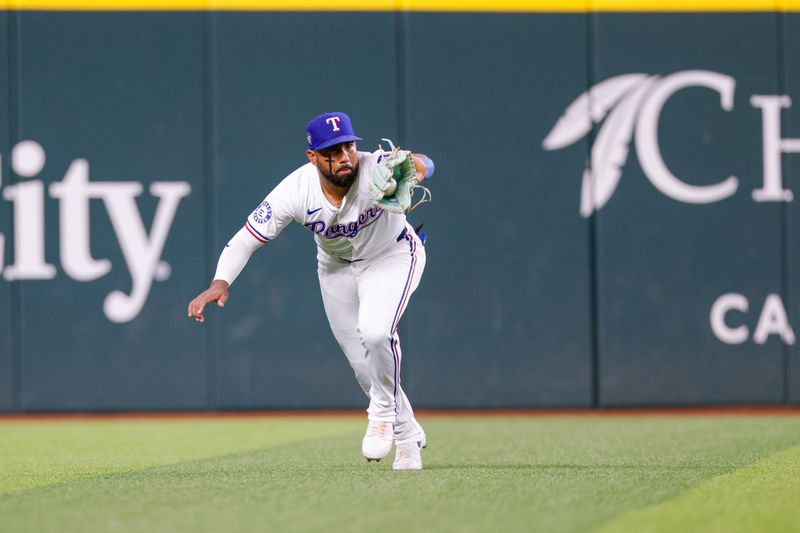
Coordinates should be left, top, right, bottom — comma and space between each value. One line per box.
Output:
320, 160, 358, 189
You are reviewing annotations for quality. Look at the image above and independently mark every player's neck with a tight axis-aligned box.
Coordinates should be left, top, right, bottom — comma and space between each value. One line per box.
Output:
319, 176, 350, 207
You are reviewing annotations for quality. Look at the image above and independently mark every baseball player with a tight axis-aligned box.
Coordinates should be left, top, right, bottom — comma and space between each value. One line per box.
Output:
187, 112, 434, 470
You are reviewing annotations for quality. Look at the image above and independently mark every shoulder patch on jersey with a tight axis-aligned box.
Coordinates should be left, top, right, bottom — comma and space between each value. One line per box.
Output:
253, 200, 272, 224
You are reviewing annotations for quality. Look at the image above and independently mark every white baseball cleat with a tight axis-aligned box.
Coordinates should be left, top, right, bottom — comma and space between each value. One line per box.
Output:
362, 420, 394, 461
392, 441, 422, 470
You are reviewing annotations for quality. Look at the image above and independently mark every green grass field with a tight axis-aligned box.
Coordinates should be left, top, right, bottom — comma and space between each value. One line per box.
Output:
1, 414, 799, 532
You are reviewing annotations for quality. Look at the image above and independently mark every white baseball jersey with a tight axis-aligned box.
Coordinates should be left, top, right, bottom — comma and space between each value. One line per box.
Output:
244, 150, 407, 265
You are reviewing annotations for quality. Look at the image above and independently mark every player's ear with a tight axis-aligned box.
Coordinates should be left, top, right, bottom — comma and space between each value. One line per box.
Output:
306, 150, 317, 166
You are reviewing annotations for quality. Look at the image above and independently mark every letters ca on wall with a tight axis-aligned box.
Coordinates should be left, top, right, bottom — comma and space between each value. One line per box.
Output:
0, 141, 191, 323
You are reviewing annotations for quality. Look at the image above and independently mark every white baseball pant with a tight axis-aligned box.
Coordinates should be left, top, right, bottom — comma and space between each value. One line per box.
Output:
318, 225, 425, 443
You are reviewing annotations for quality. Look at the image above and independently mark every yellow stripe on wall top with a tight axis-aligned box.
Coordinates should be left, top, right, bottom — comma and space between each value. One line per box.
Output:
0, 0, 799, 11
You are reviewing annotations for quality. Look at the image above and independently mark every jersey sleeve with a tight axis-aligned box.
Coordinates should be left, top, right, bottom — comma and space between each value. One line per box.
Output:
213, 226, 263, 285
244, 174, 300, 243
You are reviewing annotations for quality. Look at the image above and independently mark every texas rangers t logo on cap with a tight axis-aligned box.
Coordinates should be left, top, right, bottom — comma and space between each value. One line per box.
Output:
306, 112, 362, 151
326, 116, 342, 131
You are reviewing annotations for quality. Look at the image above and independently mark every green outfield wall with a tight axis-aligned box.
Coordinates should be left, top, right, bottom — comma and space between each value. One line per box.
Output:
1, 4, 799, 411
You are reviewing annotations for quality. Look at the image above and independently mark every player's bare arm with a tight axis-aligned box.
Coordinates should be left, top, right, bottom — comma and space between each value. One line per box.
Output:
187, 279, 229, 323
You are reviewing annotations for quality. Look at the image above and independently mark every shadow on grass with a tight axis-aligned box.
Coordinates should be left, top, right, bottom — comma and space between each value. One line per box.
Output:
0, 432, 364, 499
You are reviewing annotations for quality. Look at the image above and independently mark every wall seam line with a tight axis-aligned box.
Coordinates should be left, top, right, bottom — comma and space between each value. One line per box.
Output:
8, 9, 21, 412
203, 10, 219, 410
587, 10, 600, 408
777, 10, 790, 405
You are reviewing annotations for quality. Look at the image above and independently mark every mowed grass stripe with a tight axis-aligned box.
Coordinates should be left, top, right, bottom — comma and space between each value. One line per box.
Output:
0, 417, 363, 495
597, 443, 800, 533
1, 416, 799, 532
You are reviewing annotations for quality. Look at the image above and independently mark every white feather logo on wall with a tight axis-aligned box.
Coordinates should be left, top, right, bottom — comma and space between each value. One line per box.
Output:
579, 76, 659, 217
543, 74, 659, 216
542, 73, 649, 151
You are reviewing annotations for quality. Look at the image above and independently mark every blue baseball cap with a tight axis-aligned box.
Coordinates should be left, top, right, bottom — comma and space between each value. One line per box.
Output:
306, 112, 362, 151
